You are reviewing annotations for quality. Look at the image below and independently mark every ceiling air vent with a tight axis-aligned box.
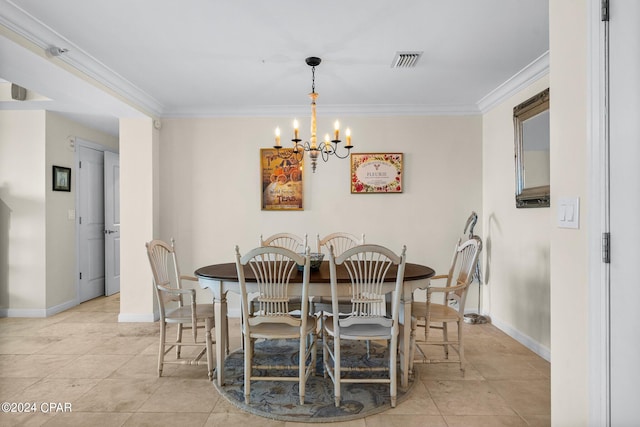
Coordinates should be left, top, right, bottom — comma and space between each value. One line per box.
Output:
391, 51, 423, 68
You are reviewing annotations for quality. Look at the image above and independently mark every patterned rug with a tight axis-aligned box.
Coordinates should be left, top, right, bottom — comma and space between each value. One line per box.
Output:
213, 339, 416, 423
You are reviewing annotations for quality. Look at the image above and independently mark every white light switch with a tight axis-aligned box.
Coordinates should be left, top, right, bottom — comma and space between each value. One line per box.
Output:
68, 209, 76, 220
558, 197, 579, 229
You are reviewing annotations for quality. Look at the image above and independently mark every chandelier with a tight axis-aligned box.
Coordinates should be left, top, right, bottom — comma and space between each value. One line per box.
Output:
273, 57, 353, 173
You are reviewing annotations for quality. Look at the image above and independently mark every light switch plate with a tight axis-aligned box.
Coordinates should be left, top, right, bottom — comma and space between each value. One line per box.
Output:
558, 197, 579, 229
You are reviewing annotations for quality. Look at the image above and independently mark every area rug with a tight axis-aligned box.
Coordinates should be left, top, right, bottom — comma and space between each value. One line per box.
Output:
213, 339, 416, 423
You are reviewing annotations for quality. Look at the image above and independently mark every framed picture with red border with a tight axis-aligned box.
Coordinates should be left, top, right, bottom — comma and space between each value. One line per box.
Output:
350, 153, 403, 194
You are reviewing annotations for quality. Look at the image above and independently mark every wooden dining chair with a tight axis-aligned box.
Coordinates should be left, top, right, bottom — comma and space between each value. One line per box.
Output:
255, 233, 308, 316
259, 232, 308, 253
316, 232, 365, 257
409, 236, 482, 373
322, 244, 407, 408
146, 238, 228, 380
314, 232, 367, 347
235, 245, 317, 405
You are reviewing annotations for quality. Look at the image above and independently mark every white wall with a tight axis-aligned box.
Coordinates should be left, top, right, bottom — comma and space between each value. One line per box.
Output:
550, 1, 589, 425
482, 76, 551, 357
158, 115, 483, 316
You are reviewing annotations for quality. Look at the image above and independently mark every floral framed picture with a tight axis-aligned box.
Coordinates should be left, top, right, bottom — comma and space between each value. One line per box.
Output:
52, 165, 71, 192
261, 148, 304, 210
350, 153, 403, 194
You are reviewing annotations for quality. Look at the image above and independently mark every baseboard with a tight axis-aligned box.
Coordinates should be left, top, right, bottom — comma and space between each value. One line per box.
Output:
0, 298, 78, 318
118, 312, 157, 322
46, 299, 78, 316
490, 315, 551, 362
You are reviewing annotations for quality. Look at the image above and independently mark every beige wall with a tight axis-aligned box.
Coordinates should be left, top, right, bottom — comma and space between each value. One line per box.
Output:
550, 1, 589, 425
119, 117, 158, 321
158, 115, 483, 316
0, 111, 47, 313
482, 76, 551, 357
0, 110, 117, 315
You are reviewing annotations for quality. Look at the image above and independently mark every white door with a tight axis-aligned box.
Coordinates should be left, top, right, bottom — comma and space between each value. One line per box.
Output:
104, 151, 120, 296
77, 146, 105, 302
608, 1, 640, 424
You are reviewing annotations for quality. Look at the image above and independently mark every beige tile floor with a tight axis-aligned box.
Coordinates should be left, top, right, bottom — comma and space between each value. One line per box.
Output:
0, 294, 550, 426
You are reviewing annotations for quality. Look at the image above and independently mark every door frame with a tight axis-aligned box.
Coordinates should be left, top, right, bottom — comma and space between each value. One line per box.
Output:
587, 0, 609, 425
74, 137, 119, 304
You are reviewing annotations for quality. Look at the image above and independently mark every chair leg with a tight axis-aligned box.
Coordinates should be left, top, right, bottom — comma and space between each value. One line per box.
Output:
299, 336, 306, 405
322, 318, 329, 379
442, 322, 449, 359
158, 321, 166, 377
334, 336, 341, 407
390, 336, 398, 408
244, 334, 252, 404
310, 329, 317, 376
457, 320, 465, 373
205, 318, 214, 381
226, 319, 230, 355
176, 323, 183, 358
408, 317, 417, 375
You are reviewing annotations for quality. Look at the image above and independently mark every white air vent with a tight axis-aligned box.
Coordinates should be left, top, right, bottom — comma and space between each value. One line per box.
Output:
391, 51, 423, 68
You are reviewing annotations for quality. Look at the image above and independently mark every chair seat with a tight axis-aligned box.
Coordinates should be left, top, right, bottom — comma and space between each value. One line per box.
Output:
411, 302, 462, 323
245, 316, 316, 340
165, 304, 214, 323
323, 316, 393, 340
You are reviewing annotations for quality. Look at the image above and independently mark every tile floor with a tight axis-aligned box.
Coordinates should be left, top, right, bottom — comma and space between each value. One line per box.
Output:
0, 295, 550, 426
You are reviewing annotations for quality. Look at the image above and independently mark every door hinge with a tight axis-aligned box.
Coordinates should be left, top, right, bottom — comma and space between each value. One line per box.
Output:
79, 272, 82, 280
602, 232, 610, 263
601, 0, 609, 21
79, 217, 82, 225
79, 160, 82, 168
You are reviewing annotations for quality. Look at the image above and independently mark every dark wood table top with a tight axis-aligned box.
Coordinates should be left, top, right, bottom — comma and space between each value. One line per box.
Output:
195, 261, 434, 284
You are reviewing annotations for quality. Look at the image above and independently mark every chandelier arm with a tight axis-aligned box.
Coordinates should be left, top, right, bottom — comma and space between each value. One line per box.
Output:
331, 148, 352, 160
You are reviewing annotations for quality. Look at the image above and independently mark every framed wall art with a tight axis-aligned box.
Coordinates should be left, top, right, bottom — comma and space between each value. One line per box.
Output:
261, 148, 304, 210
52, 165, 71, 192
350, 153, 403, 194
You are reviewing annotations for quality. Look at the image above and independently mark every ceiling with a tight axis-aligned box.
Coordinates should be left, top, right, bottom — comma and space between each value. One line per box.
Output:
0, 0, 549, 136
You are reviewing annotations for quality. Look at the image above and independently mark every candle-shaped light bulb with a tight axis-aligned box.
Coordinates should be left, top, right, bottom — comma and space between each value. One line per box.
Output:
293, 119, 299, 140
334, 120, 340, 140
275, 127, 281, 147
346, 128, 352, 146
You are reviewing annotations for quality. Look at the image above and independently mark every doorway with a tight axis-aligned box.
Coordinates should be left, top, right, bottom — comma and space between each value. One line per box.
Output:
76, 139, 120, 302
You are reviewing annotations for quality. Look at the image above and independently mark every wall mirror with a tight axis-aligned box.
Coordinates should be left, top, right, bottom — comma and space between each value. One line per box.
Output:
514, 88, 550, 208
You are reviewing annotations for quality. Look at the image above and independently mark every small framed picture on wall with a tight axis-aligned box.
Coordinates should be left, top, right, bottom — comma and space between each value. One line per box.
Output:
52, 165, 71, 192
350, 153, 403, 193
260, 148, 304, 210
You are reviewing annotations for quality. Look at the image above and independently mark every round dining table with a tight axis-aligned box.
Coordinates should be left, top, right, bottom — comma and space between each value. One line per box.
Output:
195, 261, 435, 388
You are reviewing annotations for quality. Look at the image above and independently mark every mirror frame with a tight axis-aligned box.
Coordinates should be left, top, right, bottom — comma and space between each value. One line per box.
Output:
514, 88, 550, 208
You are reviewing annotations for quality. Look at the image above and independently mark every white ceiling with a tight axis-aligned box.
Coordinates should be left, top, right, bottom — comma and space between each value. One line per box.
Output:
0, 0, 549, 136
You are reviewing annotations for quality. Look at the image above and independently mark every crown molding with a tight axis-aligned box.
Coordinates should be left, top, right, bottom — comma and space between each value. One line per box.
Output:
0, 0, 163, 116
477, 51, 550, 113
163, 103, 481, 118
